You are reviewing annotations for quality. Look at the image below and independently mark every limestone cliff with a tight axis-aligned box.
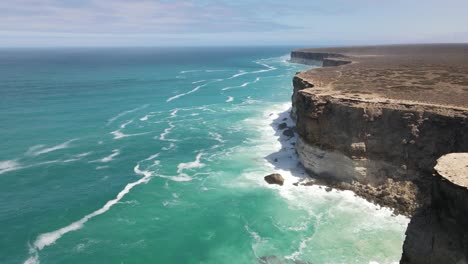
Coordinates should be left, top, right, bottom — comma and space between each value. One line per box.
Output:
401, 153, 468, 264
290, 45, 468, 263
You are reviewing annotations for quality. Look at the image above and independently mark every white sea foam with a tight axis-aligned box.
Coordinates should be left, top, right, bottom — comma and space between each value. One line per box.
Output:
62, 158, 80, 163
227, 70, 247, 79
170, 109, 179, 117
76, 152, 92, 158
208, 132, 225, 143
107, 104, 149, 125
161, 142, 175, 151
177, 153, 205, 174
111, 120, 149, 139
100, 149, 120, 163
226, 96, 234, 102
139, 115, 151, 121
244, 224, 268, 258
1, 159, 63, 175
173, 152, 205, 180
192, 80, 206, 84
0, 160, 21, 175
144, 153, 160, 161
227, 62, 276, 80
166, 79, 223, 102
179, 70, 199, 74
24, 163, 154, 264
158, 122, 177, 142
27, 139, 78, 157
62, 152, 93, 163
160, 174, 193, 182
221, 77, 260, 91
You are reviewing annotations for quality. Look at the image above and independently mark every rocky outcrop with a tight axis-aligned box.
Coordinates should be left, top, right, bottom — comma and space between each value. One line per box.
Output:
290, 46, 468, 263
264, 173, 285, 186
401, 153, 468, 264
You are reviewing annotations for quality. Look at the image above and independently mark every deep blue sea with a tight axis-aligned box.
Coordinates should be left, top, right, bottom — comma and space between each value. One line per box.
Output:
0, 47, 408, 264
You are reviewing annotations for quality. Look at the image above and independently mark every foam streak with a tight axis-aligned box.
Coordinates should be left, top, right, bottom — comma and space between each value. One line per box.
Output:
24, 164, 153, 263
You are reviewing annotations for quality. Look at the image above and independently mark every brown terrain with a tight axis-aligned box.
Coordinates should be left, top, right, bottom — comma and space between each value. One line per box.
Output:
292, 44, 468, 110
290, 44, 468, 264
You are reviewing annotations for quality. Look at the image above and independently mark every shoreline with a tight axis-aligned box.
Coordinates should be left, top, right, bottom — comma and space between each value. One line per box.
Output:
256, 102, 408, 263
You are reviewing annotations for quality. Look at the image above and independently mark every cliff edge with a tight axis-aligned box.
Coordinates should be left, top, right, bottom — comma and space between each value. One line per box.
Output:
290, 44, 468, 263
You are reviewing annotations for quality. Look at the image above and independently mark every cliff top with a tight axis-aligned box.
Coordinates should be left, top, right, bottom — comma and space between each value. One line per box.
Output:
292, 44, 468, 110
434, 153, 468, 188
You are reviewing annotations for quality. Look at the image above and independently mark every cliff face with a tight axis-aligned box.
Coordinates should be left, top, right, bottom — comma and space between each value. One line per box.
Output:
290, 51, 351, 67
401, 154, 468, 264
290, 46, 468, 263
293, 76, 468, 215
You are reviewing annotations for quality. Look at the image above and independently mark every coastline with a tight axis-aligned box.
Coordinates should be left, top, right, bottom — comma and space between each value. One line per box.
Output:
253, 102, 408, 263
289, 44, 468, 263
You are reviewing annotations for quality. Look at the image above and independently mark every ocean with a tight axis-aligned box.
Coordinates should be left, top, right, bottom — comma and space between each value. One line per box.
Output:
0, 47, 408, 264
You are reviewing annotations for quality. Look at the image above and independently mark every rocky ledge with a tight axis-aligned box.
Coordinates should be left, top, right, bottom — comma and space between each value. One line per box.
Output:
290, 44, 468, 263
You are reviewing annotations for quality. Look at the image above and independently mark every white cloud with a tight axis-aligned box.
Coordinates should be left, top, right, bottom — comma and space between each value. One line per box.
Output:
0, 0, 292, 33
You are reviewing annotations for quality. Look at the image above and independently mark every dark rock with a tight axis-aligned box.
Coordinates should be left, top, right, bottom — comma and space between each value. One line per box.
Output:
325, 187, 332, 192
264, 173, 284, 186
274, 158, 278, 162
278, 122, 288, 130
283, 128, 294, 137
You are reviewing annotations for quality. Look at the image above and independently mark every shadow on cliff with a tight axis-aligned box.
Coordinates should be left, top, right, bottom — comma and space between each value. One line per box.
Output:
264, 107, 309, 183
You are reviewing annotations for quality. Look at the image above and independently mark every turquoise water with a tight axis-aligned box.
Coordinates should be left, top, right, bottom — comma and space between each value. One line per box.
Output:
0, 47, 408, 264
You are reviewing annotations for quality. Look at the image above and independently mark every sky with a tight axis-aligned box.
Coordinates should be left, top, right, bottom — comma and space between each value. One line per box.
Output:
1, 0, 468, 47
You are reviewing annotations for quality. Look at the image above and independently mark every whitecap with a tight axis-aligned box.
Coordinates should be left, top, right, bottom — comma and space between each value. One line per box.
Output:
179, 70, 199, 74
107, 104, 149, 125
100, 149, 120, 163
144, 153, 160, 161
158, 122, 177, 142
192, 80, 206, 84
110, 120, 150, 139
170, 109, 179, 117
139, 115, 151, 121
227, 70, 247, 79
177, 153, 205, 174
76, 152, 92, 158
0, 160, 21, 175
166, 79, 223, 102
226, 62, 276, 80
221, 77, 260, 91
158, 174, 193, 182
162, 142, 176, 151
208, 132, 225, 143
27, 139, 78, 156
24, 163, 153, 263
226, 96, 234, 102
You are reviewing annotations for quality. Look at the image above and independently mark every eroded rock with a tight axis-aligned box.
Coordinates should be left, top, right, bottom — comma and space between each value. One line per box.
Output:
278, 122, 288, 130
264, 173, 284, 186
282, 128, 294, 137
